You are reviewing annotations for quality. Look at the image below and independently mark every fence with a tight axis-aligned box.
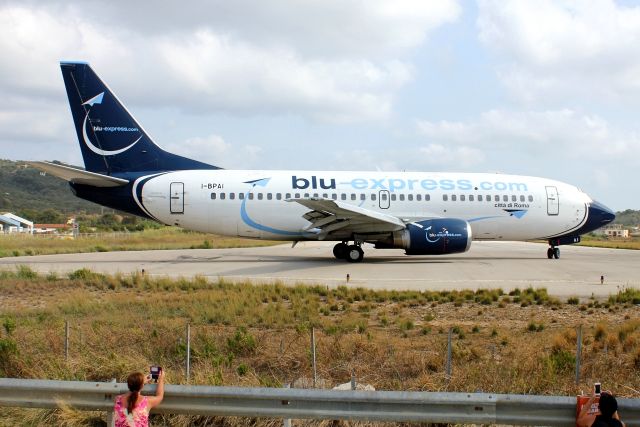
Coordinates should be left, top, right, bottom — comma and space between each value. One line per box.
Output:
1, 378, 639, 426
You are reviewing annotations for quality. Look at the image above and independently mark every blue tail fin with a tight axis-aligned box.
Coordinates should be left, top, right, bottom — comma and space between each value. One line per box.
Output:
60, 61, 219, 174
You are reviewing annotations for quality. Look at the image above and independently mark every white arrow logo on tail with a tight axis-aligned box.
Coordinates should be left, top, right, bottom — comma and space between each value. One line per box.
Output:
81, 92, 142, 156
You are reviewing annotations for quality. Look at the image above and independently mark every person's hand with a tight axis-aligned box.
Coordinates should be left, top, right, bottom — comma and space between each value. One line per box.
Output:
158, 368, 166, 383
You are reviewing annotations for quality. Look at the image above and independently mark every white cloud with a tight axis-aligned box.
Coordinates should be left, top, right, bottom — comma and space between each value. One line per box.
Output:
0, 2, 459, 123
167, 134, 267, 169
417, 109, 640, 159
477, 0, 640, 104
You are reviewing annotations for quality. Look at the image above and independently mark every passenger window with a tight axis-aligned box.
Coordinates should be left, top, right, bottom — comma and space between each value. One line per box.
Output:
220, 193, 226, 200
520, 195, 525, 202
249, 193, 254, 200
313, 193, 319, 198
425, 194, 430, 201
229, 193, 235, 200
211, 193, 216, 200
285, 193, 291, 199
391, 194, 397, 201
371, 194, 377, 201
494, 195, 499, 202
399, 194, 405, 201
416, 194, 422, 201
304, 193, 310, 199
267, 193, 273, 200
323, 194, 328, 199
486, 195, 491, 202
381, 193, 388, 201
295, 193, 300, 199
239, 193, 245, 200
341, 194, 347, 200
408, 194, 413, 201
360, 194, 366, 201
469, 195, 474, 201
257, 193, 263, 200
460, 195, 466, 201
276, 193, 282, 200
351, 194, 356, 201
443, 194, 448, 201
503, 195, 508, 202
478, 195, 482, 201
332, 194, 338, 200
512, 195, 517, 202
528, 195, 533, 202
452, 195, 457, 201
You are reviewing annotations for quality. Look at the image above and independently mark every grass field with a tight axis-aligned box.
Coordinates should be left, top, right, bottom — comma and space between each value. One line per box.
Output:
0, 228, 279, 258
578, 235, 640, 250
0, 268, 639, 426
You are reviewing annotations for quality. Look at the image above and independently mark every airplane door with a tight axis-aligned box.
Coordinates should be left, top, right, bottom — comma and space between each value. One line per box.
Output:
170, 182, 184, 214
546, 186, 559, 216
379, 190, 390, 209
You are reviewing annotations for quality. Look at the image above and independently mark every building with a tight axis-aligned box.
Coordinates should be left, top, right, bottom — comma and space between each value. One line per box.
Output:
33, 223, 71, 234
602, 224, 630, 238
0, 213, 34, 234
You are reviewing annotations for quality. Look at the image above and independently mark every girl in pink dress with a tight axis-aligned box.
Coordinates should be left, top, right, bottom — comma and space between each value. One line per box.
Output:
114, 369, 165, 427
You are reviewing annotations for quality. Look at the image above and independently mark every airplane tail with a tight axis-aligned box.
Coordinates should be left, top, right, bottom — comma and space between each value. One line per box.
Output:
60, 61, 218, 175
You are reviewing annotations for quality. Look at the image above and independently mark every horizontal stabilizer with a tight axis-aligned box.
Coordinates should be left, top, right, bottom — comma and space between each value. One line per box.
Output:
26, 161, 129, 187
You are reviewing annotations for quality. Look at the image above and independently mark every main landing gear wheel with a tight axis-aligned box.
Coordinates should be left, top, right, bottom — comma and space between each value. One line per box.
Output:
346, 245, 364, 263
547, 247, 560, 259
333, 243, 349, 260
547, 248, 554, 259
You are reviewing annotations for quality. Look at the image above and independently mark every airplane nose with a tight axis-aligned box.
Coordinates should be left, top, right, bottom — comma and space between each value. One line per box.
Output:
589, 200, 616, 227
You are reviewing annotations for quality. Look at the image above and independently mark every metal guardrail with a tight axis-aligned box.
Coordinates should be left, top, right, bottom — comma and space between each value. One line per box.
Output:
0, 378, 639, 426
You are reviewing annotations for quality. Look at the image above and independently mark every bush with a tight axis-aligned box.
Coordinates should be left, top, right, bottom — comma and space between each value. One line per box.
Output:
236, 363, 249, 376
16, 265, 38, 280
2, 317, 16, 335
567, 297, 579, 305
547, 349, 575, 374
227, 327, 257, 356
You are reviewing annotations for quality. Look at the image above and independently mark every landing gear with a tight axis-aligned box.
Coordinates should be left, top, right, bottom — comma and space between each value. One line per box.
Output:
547, 246, 560, 259
346, 245, 364, 263
333, 242, 364, 262
333, 242, 349, 260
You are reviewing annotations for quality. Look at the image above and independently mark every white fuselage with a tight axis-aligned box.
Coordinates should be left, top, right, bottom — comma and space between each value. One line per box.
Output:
137, 171, 592, 242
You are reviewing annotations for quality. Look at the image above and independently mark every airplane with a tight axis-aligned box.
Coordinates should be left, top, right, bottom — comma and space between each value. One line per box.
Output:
28, 62, 616, 263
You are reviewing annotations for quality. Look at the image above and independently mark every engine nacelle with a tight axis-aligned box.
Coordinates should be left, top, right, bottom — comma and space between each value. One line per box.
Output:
375, 218, 472, 255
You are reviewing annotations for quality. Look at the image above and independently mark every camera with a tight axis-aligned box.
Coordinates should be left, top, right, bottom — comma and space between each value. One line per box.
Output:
150, 366, 162, 382
594, 382, 601, 395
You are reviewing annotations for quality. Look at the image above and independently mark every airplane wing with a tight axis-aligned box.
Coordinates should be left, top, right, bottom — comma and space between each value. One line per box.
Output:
26, 161, 129, 188
291, 198, 406, 240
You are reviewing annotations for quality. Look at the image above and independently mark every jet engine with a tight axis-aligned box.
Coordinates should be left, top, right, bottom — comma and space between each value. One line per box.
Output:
375, 218, 472, 255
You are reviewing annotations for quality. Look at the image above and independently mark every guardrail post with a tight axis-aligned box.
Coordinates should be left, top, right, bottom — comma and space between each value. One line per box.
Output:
446, 328, 452, 382
351, 370, 356, 390
186, 323, 191, 383
575, 325, 582, 385
311, 327, 317, 388
65, 321, 69, 361
106, 378, 116, 427
283, 383, 291, 427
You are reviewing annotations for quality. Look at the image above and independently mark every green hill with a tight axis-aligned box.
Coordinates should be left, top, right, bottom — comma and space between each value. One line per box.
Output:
0, 159, 101, 218
613, 209, 640, 226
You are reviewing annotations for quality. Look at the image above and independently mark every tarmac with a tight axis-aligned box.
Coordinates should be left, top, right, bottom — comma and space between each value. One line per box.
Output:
0, 241, 638, 298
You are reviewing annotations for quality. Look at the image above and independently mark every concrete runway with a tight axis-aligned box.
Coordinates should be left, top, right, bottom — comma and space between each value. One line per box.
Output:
1, 241, 638, 298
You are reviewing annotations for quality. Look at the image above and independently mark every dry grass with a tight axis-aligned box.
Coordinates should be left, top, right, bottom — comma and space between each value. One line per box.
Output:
0, 269, 639, 426
0, 228, 278, 258
578, 236, 640, 250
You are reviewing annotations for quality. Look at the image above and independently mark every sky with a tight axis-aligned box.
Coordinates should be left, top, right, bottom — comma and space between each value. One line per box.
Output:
0, 0, 639, 211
